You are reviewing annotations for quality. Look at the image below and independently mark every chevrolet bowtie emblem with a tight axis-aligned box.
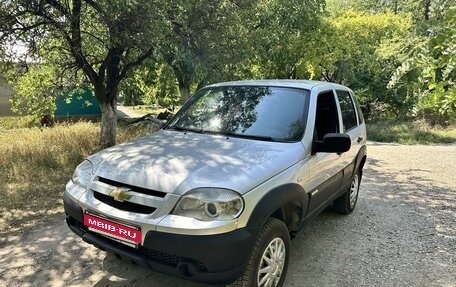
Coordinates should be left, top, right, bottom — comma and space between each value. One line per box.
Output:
110, 188, 131, 202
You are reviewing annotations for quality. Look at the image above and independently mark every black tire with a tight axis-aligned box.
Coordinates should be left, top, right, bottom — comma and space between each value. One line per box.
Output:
334, 169, 361, 214
229, 218, 290, 287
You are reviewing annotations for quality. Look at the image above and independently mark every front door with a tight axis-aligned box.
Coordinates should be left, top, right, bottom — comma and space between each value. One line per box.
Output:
306, 90, 345, 217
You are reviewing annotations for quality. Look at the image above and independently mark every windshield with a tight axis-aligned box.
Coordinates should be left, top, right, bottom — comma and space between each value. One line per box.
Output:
166, 86, 309, 142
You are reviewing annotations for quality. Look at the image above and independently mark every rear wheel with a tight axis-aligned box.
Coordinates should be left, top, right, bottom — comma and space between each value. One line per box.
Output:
334, 170, 361, 214
229, 218, 290, 287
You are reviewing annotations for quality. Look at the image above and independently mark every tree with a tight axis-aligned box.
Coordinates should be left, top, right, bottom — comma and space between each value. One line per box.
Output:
120, 62, 180, 111
389, 4, 456, 123
0, 0, 166, 147
326, 0, 422, 19
11, 64, 58, 119
161, 0, 255, 102
120, 63, 158, 107
241, 0, 326, 79
297, 10, 412, 118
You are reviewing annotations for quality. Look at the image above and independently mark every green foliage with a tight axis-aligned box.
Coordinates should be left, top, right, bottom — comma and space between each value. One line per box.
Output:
389, 5, 456, 123
11, 65, 58, 119
327, 0, 427, 22
9, 56, 90, 121
160, 0, 257, 101
297, 10, 412, 118
242, 0, 326, 79
321, 1, 455, 122
120, 66, 157, 106
120, 64, 180, 110
1, 0, 455, 128
153, 65, 180, 110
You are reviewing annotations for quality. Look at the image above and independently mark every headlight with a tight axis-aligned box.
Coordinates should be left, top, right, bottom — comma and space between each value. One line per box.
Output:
173, 188, 244, 221
72, 160, 93, 187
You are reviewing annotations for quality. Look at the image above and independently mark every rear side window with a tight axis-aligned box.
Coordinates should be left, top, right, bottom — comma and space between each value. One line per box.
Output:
336, 90, 358, 132
351, 92, 364, 123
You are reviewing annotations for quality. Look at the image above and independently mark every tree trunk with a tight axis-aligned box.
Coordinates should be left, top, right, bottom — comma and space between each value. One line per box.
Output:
99, 97, 117, 148
179, 83, 191, 103
171, 63, 192, 104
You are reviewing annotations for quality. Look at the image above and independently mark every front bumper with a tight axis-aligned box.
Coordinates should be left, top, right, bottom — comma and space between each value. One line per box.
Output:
64, 192, 253, 284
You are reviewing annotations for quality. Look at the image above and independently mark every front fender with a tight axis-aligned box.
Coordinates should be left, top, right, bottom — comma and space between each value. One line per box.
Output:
245, 183, 308, 234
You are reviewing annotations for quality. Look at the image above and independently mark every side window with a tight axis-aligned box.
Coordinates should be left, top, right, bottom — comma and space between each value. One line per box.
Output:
336, 90, 358, 132
351, 91, 364, 124
314, 91, 339, 141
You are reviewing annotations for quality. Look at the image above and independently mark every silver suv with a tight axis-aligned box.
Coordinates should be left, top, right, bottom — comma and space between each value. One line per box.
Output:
64, 80, 367, 287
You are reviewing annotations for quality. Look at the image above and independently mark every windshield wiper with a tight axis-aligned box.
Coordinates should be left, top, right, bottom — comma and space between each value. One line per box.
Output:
167, 127, 289, 142
166, 126, 205, 134
221, 132, 287, 142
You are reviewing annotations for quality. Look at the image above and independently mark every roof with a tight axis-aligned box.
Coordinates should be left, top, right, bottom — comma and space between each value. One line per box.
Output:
206, 79, 347, 90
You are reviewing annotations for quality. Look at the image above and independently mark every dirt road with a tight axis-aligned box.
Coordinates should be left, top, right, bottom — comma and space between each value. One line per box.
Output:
1, 142, 455, 287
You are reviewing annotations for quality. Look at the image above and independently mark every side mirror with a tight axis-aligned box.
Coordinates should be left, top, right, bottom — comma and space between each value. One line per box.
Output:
313, 133, 351, 154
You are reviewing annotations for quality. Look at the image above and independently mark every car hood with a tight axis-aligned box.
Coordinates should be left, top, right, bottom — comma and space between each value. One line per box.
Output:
89, 129, 305, 195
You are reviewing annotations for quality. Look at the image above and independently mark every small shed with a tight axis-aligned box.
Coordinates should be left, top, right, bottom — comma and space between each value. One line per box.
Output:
55, 87, 101, 118
0, 75, 14, 116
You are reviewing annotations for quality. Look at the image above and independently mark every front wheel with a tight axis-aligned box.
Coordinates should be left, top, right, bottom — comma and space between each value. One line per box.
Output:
229, 218, 290, 287
334, 170, 361, 214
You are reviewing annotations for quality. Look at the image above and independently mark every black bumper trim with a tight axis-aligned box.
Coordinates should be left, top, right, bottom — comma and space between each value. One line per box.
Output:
63, 191, 83, 223
63, 194, 250, 284
82, 231, 151, 268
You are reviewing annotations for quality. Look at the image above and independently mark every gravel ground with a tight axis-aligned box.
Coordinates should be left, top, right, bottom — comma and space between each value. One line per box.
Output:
1, 142, 455, 287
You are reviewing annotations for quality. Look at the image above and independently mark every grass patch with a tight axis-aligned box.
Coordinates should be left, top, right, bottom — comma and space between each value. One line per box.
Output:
0, 116, 37, 129
0, 121, 155, 233
367, 120, 456, 144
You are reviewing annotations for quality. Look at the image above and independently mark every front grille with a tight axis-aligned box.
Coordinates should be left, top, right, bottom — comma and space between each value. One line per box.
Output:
94, 191, 156, 214
98, 177, 166, 198
142, 247, 207, 271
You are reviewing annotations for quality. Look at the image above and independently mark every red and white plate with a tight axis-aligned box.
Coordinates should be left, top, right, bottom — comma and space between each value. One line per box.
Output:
83, 213, 142, 246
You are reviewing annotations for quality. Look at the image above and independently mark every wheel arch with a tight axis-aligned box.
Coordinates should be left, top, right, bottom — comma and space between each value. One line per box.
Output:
245, 183, 308, 235
355, 145, 367, 175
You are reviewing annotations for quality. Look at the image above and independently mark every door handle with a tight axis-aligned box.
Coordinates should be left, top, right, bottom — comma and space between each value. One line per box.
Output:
357, 137, 364, 143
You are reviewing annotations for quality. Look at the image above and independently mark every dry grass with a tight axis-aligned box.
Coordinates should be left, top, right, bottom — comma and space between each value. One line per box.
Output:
0, 120, 154, 233
367, 120, 456, 144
